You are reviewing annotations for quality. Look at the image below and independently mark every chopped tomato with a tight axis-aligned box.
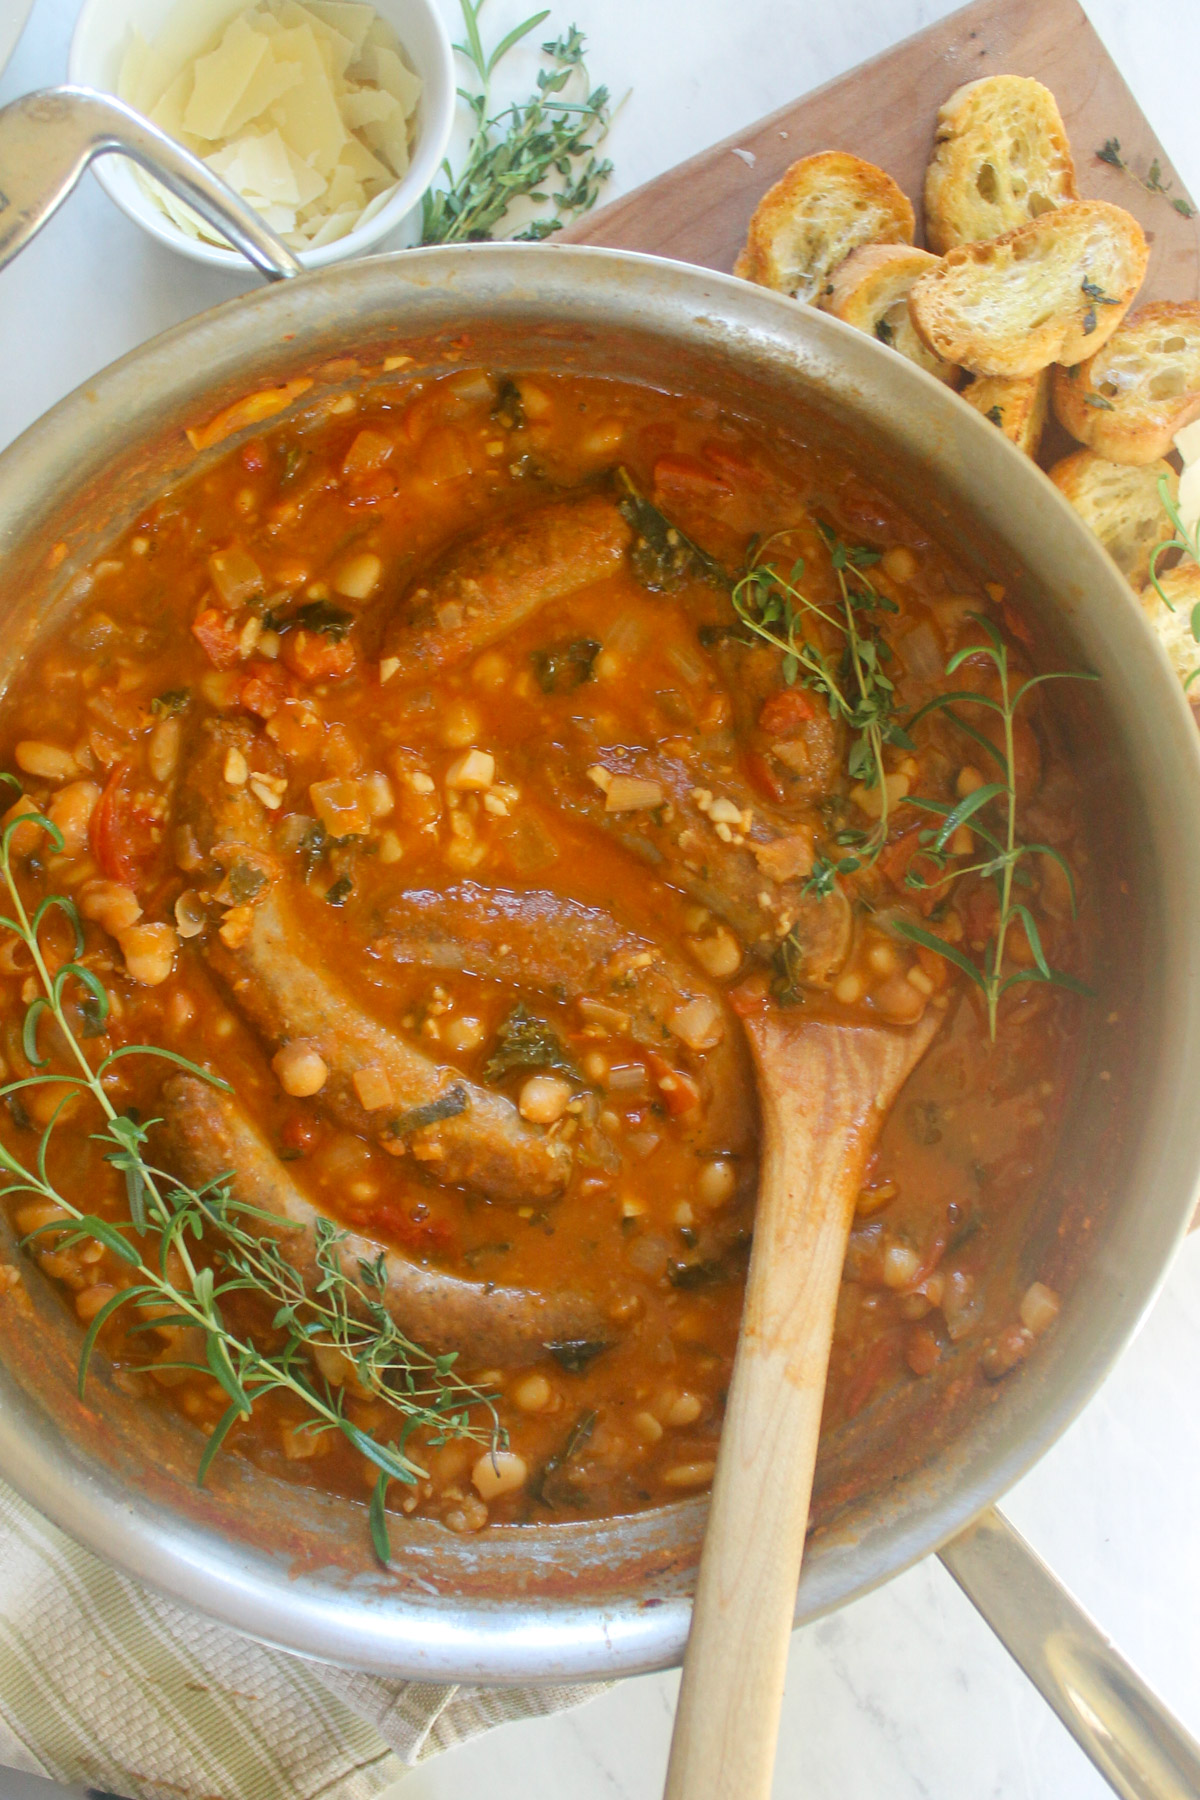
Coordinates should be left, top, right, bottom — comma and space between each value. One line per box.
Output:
700, 440, 761, 485
281, 629, 356, 683
89, 763, 160, 889
757, 687, 815, 736
239, 659, 291, 719
878, 827, 942, 914
192, 607, 241, 669
280, 1114, 320, 1157
652, 453, 733, 502
369, 1202, 456, 1256
239, 438, 268, 474
743, 751, 787, 804
646, 1053, 701, 1116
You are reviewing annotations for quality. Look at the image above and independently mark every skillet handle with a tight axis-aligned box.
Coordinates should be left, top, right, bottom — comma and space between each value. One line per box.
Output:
940, 1506, 1200, 1800
0, 86, 302, 280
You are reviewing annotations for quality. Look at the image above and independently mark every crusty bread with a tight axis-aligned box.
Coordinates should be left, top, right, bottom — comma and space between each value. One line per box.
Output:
1049, 448, 1178, 584
908, 201, 1148, 378
1138, 562, 1200, 689
819, 245, 960, 385
925, 76, 1078, 254
1053, 302, 1200, 464
960, 370, 1050, 457
734, 152, 914, 304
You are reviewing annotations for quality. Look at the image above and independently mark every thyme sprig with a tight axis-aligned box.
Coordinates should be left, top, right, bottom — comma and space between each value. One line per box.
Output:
0, 789, 497, 1563
1149, 473, 1200, 688
1096, 138, 1196, 218
731, 523, 912, 893
891, 617, 1095, 1038
421, 3, 613, 244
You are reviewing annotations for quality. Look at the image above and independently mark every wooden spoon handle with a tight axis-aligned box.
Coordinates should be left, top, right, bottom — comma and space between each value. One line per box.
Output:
664, 1013, 940, 1800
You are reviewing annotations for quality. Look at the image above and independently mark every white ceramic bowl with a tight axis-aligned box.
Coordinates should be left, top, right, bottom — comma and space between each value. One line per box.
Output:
68, 0, 455, 271
0, 0, 35, 78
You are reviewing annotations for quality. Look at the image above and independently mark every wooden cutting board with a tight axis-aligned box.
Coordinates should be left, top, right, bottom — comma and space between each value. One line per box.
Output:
566, 0, 1199, 299
569, 0, 1200, 1229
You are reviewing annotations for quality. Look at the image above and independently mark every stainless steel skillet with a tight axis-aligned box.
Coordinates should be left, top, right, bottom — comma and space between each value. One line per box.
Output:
0, 86, 1199, 1800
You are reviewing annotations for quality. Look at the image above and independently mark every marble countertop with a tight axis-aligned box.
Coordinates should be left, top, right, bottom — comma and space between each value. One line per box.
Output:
1, 1, 1199, 1797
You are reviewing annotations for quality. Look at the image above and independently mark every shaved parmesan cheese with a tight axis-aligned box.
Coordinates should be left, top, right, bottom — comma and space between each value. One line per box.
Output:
184, 14, 270, 137
120, 0, 422, 251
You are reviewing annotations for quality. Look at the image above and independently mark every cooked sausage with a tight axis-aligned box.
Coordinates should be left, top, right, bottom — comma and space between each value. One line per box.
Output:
372, 881, 718, 1048
521, 741, 853, 986
181, 721, 572, 1204
160, 1076, 605, 1367
382, 492, 632, 682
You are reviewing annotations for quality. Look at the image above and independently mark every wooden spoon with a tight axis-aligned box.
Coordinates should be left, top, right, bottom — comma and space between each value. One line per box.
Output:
664, 1001, 943, 1800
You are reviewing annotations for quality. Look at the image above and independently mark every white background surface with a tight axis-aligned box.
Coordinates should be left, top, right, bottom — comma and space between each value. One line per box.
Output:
1, 0, 1199, 1797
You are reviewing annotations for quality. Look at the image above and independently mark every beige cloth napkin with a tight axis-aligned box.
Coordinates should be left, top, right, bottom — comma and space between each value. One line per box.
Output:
0, 1479, 606, 1800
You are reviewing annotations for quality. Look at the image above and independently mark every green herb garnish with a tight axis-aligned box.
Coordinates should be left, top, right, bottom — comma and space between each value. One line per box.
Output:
531, 636, 600, 693
0, 791, 497, 1564
324, 874, 353, 906
151, 689, 190, 716
874, 318, 895, 346
893, 615, 1096, 1037
483, 1005, 577, 1082
390, 1084, 470, 1139
1097, 138, 1196, 217
616, 468, 726, 592
421, 7, 613, 245
731, 520, 911, 888
529, 1407, 596, 1508
545, 1337, 610, 1372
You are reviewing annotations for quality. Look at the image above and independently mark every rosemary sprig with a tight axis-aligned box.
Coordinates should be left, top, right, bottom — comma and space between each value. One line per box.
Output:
1149, 473, 1200, 688
892, 617, 1095, 1038
421, 3, 613, 245
0, 787, 497, 1562
731, 522, 912, 892
1096, 138, 1196, 218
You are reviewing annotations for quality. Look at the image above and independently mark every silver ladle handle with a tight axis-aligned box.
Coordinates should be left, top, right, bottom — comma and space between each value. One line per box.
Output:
941, 1506, 1200, 1800
0, 86, 302, 280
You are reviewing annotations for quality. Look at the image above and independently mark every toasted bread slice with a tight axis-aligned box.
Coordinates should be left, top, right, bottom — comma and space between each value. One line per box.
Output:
820, 245, 960, 385
925, 76, 1078, 254
735, 152, 914, 304
960, 370, 1050, 457
908, 201, 1148, 378
1138, 562, 1200, 689
1049, 448, 1178, 584
1053, 302, 1200, 463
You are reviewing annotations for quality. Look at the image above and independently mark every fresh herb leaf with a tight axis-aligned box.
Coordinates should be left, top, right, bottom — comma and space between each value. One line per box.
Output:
390, 1084, 470, 1139
0, 803, 499, 1566
530, 1407, 597, 1508
616, 468, 726, 592
1085, 392, 1116, 410
151, 689, 190, 716
421, 11, 614, 246
545, 1337, 610, 1372
1096, 138, 1195, 215
492, 378, 526, 430
874, 318, 895, 346
897, 617, 1097, 1037
288, 601, 354, 640
483, 1005, 578, 1082
731, 517, 908, 896
228, 862, 267, 906
531, 636, 600, 693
